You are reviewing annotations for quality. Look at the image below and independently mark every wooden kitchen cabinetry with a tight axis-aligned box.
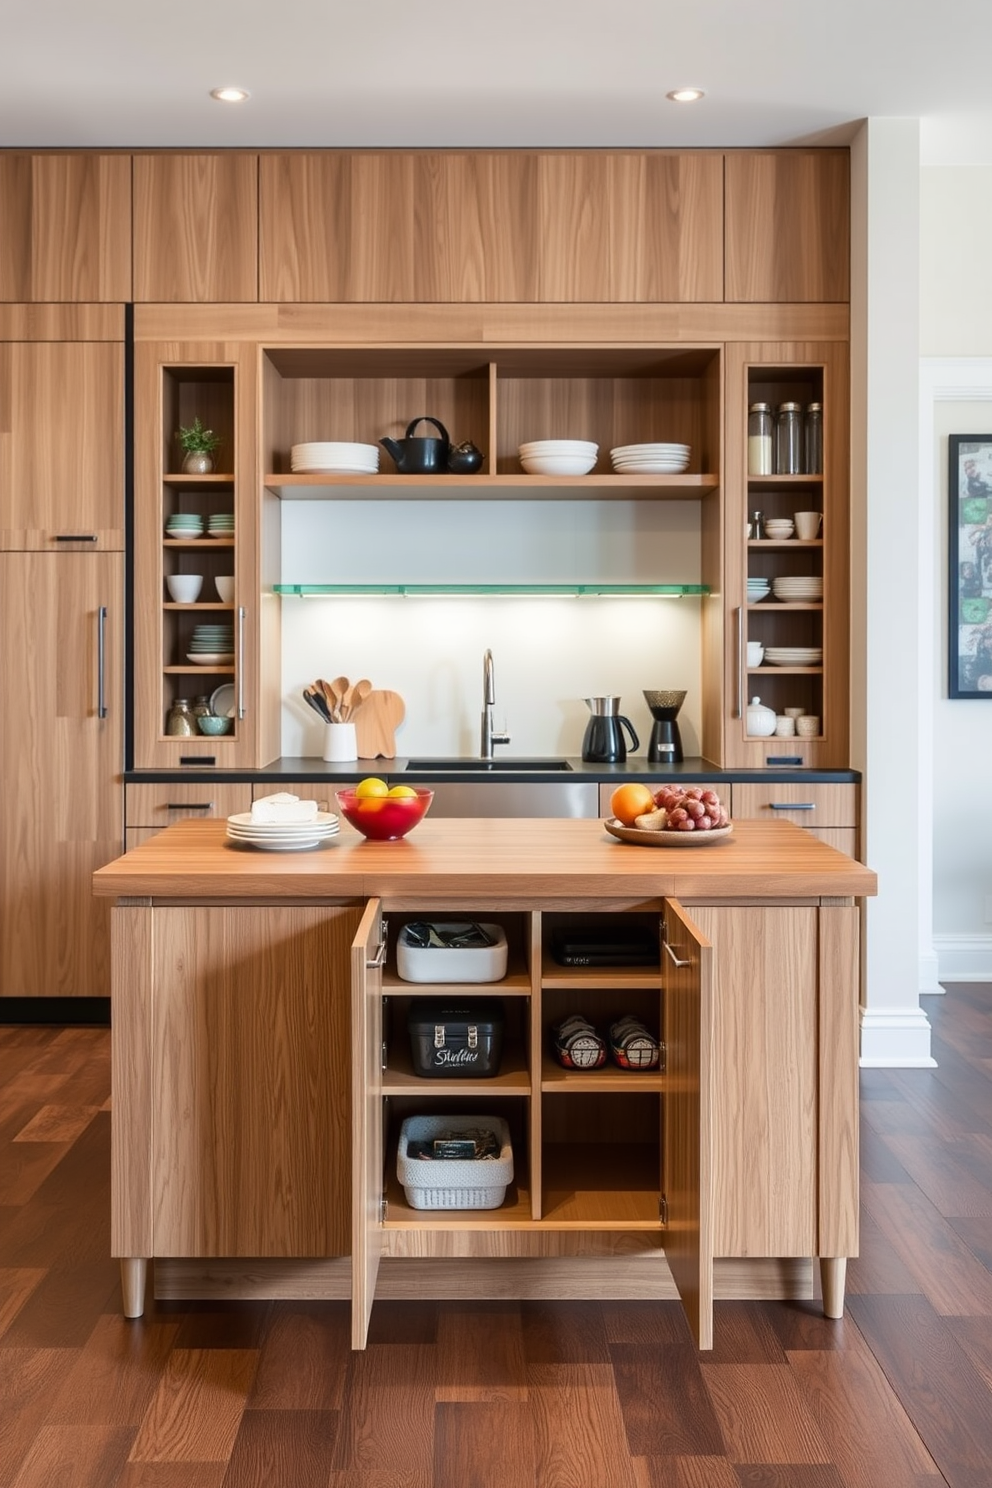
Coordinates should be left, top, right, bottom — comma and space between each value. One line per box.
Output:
724, 151, 850, 304
258, 150, 724, 305
0, 336, 125, 549
723, 342, 850, 767
0, 153, 131, 303
124, 781, 253, 850
132, 154, 259, 303
132, 340, 280, 768
0, 552, 123, 998
730, 782, 858, 858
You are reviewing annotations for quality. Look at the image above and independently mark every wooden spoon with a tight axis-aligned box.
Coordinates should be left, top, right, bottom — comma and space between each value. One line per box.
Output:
319, 676, 348, 722
349, 678, 372, 718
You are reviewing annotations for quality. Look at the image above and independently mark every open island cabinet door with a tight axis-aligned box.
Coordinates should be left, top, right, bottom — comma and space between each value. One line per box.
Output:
351, 898, 386, 1349
660, 898, 714, 1350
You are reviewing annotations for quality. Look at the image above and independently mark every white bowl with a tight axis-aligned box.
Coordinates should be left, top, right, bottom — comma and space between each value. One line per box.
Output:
214, 575, 235, 604
519, 455, 597, 476
519, 439, 597, 454
166, 574, 203, 603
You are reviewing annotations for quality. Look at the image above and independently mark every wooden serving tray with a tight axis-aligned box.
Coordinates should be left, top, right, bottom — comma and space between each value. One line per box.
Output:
603, 818, 734, 847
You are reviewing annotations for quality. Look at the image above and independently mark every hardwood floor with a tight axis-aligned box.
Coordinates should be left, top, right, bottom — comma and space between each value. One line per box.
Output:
2, 988, 991, 1487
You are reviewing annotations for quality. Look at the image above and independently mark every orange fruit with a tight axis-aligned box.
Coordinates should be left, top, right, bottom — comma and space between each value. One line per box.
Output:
610, 782, 656, 826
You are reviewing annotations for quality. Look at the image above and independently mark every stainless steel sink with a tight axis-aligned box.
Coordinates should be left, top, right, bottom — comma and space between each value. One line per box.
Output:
404, 758, 573, 773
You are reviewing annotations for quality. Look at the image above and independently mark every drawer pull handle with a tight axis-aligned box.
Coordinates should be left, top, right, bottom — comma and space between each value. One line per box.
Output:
664, 940, 691, 969
55, 533, 98, 542
769, 802, 815, 810
366, 940, 387, 970
97, 605, 108, 718
166, 802, 214, 812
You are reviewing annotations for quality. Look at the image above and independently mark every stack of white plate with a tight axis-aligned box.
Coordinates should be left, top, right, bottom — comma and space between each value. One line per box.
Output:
772, 576, 823, 602
187, 623, 234, 665
763, 647, 823, 667
747, 578, 771, 602
166, 514, 203, 539
519, 440, 598, 476
226, 810, 340, 852
290, 442, 380, 474
609, 443, 690, 474
207, 512, 234, 538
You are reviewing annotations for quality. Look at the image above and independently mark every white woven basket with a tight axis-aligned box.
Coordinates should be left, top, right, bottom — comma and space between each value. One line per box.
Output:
397, 1114, 513, 1210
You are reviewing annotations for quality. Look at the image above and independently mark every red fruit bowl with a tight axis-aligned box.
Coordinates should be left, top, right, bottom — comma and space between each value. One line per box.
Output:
335, 787, 433, 841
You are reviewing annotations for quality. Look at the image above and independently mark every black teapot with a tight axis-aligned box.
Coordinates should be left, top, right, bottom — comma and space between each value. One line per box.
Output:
447, 440, 484, 474
380, 417, 450, 475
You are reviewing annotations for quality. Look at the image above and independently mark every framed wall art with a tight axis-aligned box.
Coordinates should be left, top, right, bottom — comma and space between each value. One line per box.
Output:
948, 434, 992, 697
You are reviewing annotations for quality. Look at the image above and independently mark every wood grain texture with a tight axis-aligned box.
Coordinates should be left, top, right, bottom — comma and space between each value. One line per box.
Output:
133, 155, 259, 303
0, 153, 131, 302
0, 553, 123, 1000
725, 151, 850, 303
351, 899, 384, 1350
0, 304, 124, 339
127, 1348, 258, 1462
0, 340, 124, 549
731, 784, 858, 828
124, 783, 252, 831
817, 906, 860, 1257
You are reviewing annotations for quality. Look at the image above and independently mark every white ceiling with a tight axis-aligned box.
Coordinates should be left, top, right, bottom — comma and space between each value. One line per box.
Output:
4, 0, 992, 164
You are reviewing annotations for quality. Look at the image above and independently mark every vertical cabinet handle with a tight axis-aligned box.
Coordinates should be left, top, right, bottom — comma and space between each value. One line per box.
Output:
97, 605, 108, 718
237, 606, 246, 720
663, 939, 691, 969
736, 605, 745, 719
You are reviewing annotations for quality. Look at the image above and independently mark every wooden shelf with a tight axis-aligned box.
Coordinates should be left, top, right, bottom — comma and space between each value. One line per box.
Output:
163, 537, 235, 548
384, 1170, 534, 1229
382, 1039, 531, 1096
163, 473, 236, 484
540, 953, 661, 990
539, 1144, 662, 1229
540, 1053, 666, 1093
266, 472, 720, 502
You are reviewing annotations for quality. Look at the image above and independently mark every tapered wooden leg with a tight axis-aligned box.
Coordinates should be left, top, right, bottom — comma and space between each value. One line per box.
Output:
121, 1258, 148, 1318
819, 1256, 847, 1319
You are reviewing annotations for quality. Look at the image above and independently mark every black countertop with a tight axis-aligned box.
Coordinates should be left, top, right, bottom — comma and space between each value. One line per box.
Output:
125, 755, 861, 786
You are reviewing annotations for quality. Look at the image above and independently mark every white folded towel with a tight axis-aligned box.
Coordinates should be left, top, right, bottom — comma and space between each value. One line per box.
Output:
250, 792, 320, 824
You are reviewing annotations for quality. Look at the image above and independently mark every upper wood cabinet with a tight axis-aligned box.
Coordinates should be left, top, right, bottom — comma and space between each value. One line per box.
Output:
259, 151, 724, 304
0, 154, 131, 302
724, 151, 850, 303
132, 154, 259, 303
0, 338, 124, 549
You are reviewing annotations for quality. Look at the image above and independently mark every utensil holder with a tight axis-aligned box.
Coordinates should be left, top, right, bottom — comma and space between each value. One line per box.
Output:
323, 722, 358, 762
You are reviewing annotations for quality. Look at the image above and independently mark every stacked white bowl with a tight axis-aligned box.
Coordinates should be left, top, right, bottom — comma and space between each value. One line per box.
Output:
290, 442, 379, 474
763, 518, 795, 539
772, 576, 823, 602
747, 577, 771, 602
609, 443, 690, 474
763, 647, 823, 667
518, 440, 598, 476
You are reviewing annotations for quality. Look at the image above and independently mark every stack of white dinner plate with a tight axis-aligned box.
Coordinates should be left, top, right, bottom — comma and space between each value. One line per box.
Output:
771, 576, 823, 602
207, 512, 234, 537
609, 443, 690, 474
290, 442, 380, 474
763, 647, 823, 667
186, 623, 234, 665
747, 578, 771, 602
226, 811, 340, 852
518, 440, 598, 475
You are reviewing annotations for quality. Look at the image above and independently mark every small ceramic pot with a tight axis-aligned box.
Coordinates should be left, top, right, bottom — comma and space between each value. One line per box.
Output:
182, 451, 214, 475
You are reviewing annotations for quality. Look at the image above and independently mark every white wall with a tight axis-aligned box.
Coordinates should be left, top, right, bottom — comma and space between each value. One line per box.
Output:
279, 498, 705, 761
921, 164, 992, 981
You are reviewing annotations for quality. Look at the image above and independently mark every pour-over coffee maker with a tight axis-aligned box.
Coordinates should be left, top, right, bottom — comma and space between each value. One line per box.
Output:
643, 690, 687, 764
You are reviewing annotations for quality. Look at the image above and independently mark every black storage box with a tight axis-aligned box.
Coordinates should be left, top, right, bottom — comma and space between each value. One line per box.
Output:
408, 1000, 505, 1078
551, 925, 657, 967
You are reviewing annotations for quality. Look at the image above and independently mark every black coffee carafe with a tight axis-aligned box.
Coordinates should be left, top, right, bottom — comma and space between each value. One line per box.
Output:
643, 690, 687, 764
581, 696, 639, 763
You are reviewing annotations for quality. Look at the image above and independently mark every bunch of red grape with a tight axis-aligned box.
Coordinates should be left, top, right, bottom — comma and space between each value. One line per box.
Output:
635, 785, 729, 833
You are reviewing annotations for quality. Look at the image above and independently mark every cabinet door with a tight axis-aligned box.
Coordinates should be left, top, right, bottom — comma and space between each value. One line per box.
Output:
0, 552, 123, 998
0, 340, 124, 549
132, 154, 259, 303
150, 903, 362, 1256
0, 154, 131, 302
724, 151, 850, 303
660, 898, 713, 1350
351, 898, 385, 1349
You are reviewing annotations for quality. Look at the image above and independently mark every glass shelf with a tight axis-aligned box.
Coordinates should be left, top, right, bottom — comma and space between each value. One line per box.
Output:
273, 583, 710, 598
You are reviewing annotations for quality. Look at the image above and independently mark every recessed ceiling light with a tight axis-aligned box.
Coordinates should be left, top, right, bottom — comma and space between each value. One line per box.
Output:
210, 86, 250, 104
667, 88, 705, 104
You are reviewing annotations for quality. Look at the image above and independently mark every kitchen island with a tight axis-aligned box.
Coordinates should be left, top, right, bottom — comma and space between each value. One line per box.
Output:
94, 815, 876, 1348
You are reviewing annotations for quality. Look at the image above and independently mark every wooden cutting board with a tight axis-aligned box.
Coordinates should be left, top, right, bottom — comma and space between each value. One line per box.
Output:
354, 689, 405, 759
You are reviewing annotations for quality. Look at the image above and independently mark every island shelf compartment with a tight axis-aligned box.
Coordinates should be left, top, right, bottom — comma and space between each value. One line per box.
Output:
381, 994, 531, 1097
381, 1093, 531, 1228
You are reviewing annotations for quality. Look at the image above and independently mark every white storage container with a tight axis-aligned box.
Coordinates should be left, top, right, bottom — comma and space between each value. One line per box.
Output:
396, 922, 508, 983
396, 1114, 513, 1209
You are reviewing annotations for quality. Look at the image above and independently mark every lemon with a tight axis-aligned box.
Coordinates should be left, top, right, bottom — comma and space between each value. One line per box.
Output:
355, 777, 389, 798
387, 784, 418, 798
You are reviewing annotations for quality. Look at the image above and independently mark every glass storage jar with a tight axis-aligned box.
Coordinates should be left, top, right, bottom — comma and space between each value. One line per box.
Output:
775, 402, 803, 475
747, 402, 773, 475
166, 698, 194, 736
804, 402, 823, 474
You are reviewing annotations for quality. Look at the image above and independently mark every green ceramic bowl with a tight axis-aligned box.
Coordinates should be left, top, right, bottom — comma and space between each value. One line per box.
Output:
198, 714, 232, 736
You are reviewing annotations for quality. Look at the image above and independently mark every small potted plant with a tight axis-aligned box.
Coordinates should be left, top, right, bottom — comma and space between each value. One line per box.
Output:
177, 417, 222, 474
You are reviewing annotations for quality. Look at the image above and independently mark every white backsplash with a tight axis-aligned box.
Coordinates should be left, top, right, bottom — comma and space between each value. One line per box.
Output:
279, 499, 706, 760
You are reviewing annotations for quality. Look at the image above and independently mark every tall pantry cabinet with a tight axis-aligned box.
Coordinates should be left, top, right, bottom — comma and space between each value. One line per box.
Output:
0, 307, 125, 1000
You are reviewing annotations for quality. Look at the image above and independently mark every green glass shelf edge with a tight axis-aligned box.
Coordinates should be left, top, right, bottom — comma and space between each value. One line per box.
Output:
273, 583, 710, 597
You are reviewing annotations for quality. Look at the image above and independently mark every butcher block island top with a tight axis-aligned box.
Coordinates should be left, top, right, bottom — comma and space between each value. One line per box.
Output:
94, 815, 876, 900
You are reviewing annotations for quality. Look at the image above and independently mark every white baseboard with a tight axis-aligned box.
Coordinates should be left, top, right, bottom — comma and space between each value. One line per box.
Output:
859, 1004, 935, 1067
933, 933, 992, 983
918, 948, 943, 996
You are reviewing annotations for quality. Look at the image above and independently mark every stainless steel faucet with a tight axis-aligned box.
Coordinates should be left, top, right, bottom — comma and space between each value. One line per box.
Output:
481, 648, 511, 759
